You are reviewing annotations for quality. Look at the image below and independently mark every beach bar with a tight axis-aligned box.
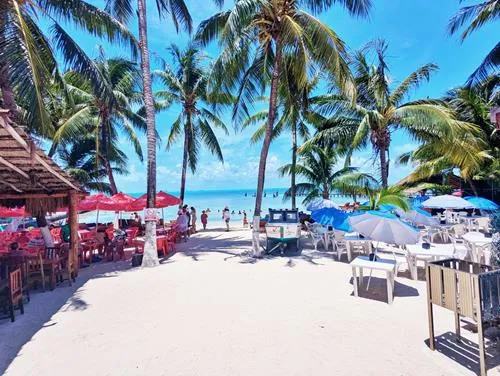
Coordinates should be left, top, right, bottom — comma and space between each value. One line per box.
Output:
0, 109, 85, 290
426, 258, 500, 376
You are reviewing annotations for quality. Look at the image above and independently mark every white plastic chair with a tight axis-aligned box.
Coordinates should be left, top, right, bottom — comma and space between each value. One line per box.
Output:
309, 231, 325, 251
332, 231, 347, 261
477, 243, 492, 265
475, 217, 490, 233
449, 234, 469, 260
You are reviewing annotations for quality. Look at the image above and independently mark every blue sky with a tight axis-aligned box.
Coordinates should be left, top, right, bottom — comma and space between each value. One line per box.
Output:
53, 0, 498, 193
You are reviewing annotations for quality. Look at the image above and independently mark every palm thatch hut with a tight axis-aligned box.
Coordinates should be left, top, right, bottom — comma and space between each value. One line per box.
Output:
0, 109, 85, 277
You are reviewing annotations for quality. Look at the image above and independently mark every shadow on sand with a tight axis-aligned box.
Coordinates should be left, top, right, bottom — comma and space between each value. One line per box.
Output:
0, 260, 136, 375
424, 330, 500, 375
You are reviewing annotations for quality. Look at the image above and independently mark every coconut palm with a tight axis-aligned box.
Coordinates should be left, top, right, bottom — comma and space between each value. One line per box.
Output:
278, 145, 378, 205
309, 40, 475, 188
55, 134, 127, 194
196, 0, 371, 255
154, 44, 230, 206
357, 186, 410, 212
448, 0, 499, 86
49, 55, 147, 195
397, 75, 499, 193
0, 0, 137, 135
242, 72, 320, 209
105, 0, 192, 267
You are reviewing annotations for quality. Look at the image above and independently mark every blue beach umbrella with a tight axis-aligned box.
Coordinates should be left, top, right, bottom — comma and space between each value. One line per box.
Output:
464, 196, 499, 211
348, 211, 420, 245
311, 207, 351, 232
306, 199, 339, 211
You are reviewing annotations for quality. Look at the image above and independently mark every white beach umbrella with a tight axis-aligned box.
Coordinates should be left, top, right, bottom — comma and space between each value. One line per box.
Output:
420, 195, 475, 209
348, 211, 420, 245
395, 207, 439, 226
306, 199, 339, 211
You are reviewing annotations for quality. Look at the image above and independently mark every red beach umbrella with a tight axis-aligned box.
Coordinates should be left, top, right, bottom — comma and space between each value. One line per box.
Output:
0, 206, 27, 218
102, 192, 137, 211
78, 193, 114, 211
128, 191, 180, 211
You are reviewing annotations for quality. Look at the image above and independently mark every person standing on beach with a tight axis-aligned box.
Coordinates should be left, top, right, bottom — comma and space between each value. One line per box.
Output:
190, 207, 197, 233
242, 210, 248, 227
201, 210, 208, 230
176, 210, 189, 241
222, 206, 231, 232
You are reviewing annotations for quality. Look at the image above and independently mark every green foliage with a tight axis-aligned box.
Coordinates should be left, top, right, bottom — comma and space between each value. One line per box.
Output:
154, 43, 230, 173
279, 145, 378, 204
0, 0, 137, 136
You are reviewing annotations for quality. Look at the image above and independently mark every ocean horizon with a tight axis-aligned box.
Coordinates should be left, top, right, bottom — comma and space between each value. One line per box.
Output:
78, 188, 354, 225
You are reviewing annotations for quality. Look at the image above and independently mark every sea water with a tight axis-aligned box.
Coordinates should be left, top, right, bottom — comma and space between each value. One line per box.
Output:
78, 188, 352, 225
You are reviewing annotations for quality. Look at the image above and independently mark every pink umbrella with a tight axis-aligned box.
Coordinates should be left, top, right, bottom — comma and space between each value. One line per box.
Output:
128, 191, 180, 211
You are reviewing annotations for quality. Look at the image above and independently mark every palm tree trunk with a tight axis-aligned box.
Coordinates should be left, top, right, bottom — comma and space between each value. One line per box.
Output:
291, 119, 297, 210
323, 179, 329, 199
101, 117, 118, 195
179, 115, 190, 207
137, 0, 158, 267
379, 146, 389, 188
252, 38, 282, 256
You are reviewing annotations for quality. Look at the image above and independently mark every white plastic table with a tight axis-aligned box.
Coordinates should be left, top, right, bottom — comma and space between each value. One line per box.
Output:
405, 244, 455, 280
462, 232, 493, 263
344, 235, 372, 261
462, 232, 493, 245
350, 256, 396, 304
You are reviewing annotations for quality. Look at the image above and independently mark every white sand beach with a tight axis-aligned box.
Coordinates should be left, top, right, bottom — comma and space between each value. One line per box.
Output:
1, 226, 499, 376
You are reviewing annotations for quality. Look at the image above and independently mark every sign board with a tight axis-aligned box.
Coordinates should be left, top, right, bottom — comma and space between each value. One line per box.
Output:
144, 208, 159, 222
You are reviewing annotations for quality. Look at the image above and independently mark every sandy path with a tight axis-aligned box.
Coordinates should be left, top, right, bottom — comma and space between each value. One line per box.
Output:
1, 226, 499, 375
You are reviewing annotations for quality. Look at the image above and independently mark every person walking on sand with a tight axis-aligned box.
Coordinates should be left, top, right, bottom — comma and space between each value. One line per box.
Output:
222, 206, 231, 232
201, 210, 208, 230
242, 210, 248, 227
190, 207, 197, 233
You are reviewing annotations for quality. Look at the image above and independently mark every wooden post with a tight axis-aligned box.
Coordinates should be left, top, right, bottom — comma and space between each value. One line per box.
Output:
426, 265, 435, 350
474, 275, 487, 376
68, 190, 79, 280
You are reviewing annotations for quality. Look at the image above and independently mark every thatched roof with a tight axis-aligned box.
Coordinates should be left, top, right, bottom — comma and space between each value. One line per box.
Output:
0, 109, 84, 215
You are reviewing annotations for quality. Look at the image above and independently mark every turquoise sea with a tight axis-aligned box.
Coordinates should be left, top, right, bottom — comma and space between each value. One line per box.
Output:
78, 188, 352, 225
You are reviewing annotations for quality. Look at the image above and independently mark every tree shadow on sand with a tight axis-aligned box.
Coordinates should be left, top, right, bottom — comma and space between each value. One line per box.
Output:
0, 260, 137, 375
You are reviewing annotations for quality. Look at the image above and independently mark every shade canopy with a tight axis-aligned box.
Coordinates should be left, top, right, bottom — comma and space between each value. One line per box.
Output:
306, 199, 339, 211
78, 193, 114, 211
0, 206, 26, 218
105, 192, 137, 211
420, 195, 475, 209
311, 207, 351, 232
348, 211, 420, 245
464, 196, 499, 211
396, 207, 438, 226
128, 191, 180, 211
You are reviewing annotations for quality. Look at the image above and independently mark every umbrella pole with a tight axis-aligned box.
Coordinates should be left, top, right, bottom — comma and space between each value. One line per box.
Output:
95, 209, 100, 229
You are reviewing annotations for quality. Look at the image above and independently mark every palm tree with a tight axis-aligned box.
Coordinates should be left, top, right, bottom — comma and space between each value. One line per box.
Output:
105, 0, 192, 267
154, 44, 229, 206
309, 40, 474, 187
397, 75, 499, 194
448, 0, 499, 86
196, 0, 371, 254
49, 55, 146, 195
358, 186, 409, 212
0, 0, 137, 135
278, 145, 378, 205
55, 134, 127, 194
